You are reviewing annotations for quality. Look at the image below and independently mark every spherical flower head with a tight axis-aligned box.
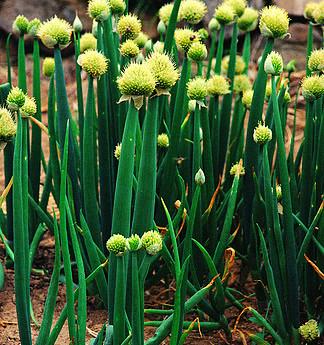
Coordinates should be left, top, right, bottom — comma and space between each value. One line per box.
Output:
153, 41, 164, 53
7, 87, 26, 111
88, 0, 110, 22
206, 75, 230, 96
117, 14, 142, 40
126, 234, 142, 251
234, 74, 251, 93
120, 40, 139, 58
179, 0, 207, 25
308, 49, 324, 73
264, 51, 283, 76
174, 28, 199, 53
198, 28, 208, 42
188, 41, 207, 62
134, 32, 148, 49
187, 77, 207, 101
253, 122, 272, 145
38, 16, 73, 49
117, 62, 156, 108
238, 7, 258, 32
301, 75, 324, 101
0, 108, 16, 143
114, 143, 122, 160
242, 89, 253, 109
80, 33, 97, 53
12, 15, 29, 35
106, 234, 127, 256
299, 320, 320, 342
224, 0, 247, 17
43, 57, 55, 77
276, 184, 282, 201
141, 230, 163, 256
195, 168, 205, 186
159, 3, 179, 26
73, 12, 83, 33
146, 52, 179, 92
230, 162, 245, 176
109, 0, 126, 16
221, 55, 246, 75
284, 90, 291, 103
313, 2, 324, 24
304, 2, 318, 21
28, 18, 41, 37
259, 6, 290, 39
208, 18, 220, 32
21, 96, 37, 117
157, 133, 169, 148
78, 50, 108, 78
214, 3, 235, 25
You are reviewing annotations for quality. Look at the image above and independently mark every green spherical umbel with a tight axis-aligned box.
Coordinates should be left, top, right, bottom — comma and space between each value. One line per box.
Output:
308, 49, 324, 73
299, 320, 320, 342
224, 0, 247, 17
21, 96, 37, 117
242, 89, 253, 109
221, 55, 246, 75
126, 234, 142, 251
120, 40, 140, 58
230, 162, 245, 176
12, 15, 29, 35
77, 49, 109, 78
264, 51, 284, 75
253, 122, 272, 145
0, 108, 16, 144
179, 0, 208, 25
109, 0, 126, 16
38, 16, 73, 49
238, 7, 258, 32
141, 231, 163, 256
157, 133, 169, 148
259, 6, 290, 39
159, 3, 179, 26
188, 41, 207, 62
174, 28, 199, 53
234, 74, 252, 93
43, 57, 55, 77
206, 75, 230, 96
80, 33, 97, 53
134, 32, 148, 49
117, 14, 142, 40
313, 2, 324, 24
214, 3, 235, 25
88, 0, 110, 22
187, 77, 207, 101
304, 2, 318, 21
28, 18, 41, 37
301, 75, 324, 101
106, 234, 127, 256
7, 87, 26, 111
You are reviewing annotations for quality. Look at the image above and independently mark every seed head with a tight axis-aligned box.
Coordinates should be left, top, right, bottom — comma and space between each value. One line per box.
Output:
238, 7, 258, 32
206, 75, 230, 96
7, 87, 26, 111
234, 74, 251, 93
242, 89, 253, 109
174, 28, 199, 53
157, 133, 169, 148
73, 12, 83, 33
264, 51, 284, 75
299, 320, 320, 342
120, 40, 140, 58
12, 15, 29, 35
259, 6, 290, 39
198, 28, 209, 41
77, 49, 108, 78
188, 41, 207, 62
109, 0, 126, 16
126, 234, 142, 251
0, 108, 16, 143
230, 162, 245, 176
224, 0, 247, 17
80, 33, 97, 53
304, 2, 318, 21
117, 14, 141, 40
106, 234, 127, 256
117, 62, 156, 96
28, 18, 41, 36
180, 0, 207, 25
141, 230, 163, 256
187, 77, 207, 101
134, 32, 148, 49
114, 143, 122, 160
146, 52, 179, 92
195, 168, 205, 185
253, 122, 272, 145
21, 96, 37, 117
214, 3, 235, 25
38, 16, 73, 49
208, 18, 220, 32
159, 3, 180, 26
313, 2, 324, 24
88, 0, 110, 21
43, 57, 55, 77
221, 55, 246, 75
308, 49, 324, 73
301, 75, 324, 101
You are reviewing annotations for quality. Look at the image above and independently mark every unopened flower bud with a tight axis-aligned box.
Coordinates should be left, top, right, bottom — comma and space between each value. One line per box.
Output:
195, 168, 205, 185
43, 57, 55, 77
264, 51, 283, 75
